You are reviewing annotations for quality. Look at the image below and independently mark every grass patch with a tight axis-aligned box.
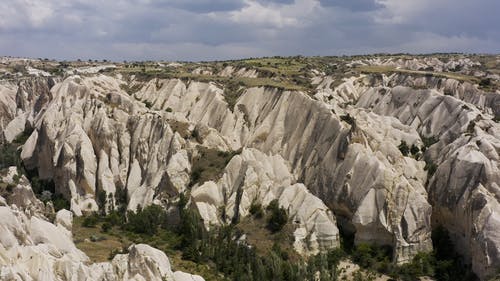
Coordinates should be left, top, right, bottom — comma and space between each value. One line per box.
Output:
189, 147, 240, 187
169, 120, 191, 139
357, 65, 480, 83
73, 216, 129, 262
236, 215, 298, 262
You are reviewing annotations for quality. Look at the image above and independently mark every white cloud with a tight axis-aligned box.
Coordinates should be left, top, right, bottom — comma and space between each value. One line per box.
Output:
228, 0, 319, 28
373, 0, 434, 24
396, 32, 500, 54
0, 0, 55, 29
0, 0, 498, 60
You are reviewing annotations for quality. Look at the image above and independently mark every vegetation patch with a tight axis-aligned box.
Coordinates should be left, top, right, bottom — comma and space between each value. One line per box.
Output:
223, 79, 245, 111
189, 147, 240, 187
398, 140, 410, 156
266, 199, 288, 233
72, 191, 478, 281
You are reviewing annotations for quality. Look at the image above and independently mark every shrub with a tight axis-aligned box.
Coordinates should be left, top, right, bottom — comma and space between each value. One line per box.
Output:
479, 78, 491, 89
266, 199, 288, 233
249, 201, 264, 219
52, 193, 70, 211
12, 173, 21, 184
96, 190, 107, 214
430, 226, 477, 281
6, 184, 15, 193
28, 174, 55, 194
82, 213, 99, 227
340, 114, 356, 127
223, 79, 245, 111
177, 207, 206, 249
410, 144, 420, 156
125, 204, 167, 235
421, 136, 439, 152
0, 143, 20, 169
115, 185, 128, 215
189, 147, 240, 187
398, 140, 410, 156
101, 222, 112, 233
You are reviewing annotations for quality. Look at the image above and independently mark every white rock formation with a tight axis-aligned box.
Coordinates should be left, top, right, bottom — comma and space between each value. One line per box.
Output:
356, 84, 500, 279
12, 74, 434, 263
20, 75, 192, 213
192, 148, 340, 255
0, 170, 205, 281
1, 55, 499, 279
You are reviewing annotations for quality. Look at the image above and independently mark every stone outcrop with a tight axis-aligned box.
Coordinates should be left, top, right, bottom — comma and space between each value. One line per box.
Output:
192, 148, 340, 255
356, 84, 500, 279
0, 169, 205, 281
12, 75, 433, 263
20, 76, 192, 214
0, 77, 54, 143
1, 55, 500, 279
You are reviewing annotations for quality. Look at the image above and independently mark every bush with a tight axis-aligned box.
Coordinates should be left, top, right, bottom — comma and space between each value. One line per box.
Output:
82, 213, 100, 228
340, 114, 356, 127
12, 173, 20, 184
479, 78, 491, 89
430, 226, 477, 281
266, 199, 288, 233
351, 243, 392, 271
421, 136, 439, 150
101, 222, 112, 233
249, 201, 264, 219
0, 143, 20, 169
52, 193, 70, 211
125, 204, 167, 235
115, 185, 128, 215
108, 247, 128, 260
398, 140, 410, 156
424, 161, 438, 177
96, 190, 107, 214
410, 144, 420, 156
30, 176, 55, 194
105, 210, 125, 226
189, 147, 240, 187
223, 79, 245, 111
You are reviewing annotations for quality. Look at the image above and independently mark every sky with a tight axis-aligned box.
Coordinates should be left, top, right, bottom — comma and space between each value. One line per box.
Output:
1, 0, 499, 61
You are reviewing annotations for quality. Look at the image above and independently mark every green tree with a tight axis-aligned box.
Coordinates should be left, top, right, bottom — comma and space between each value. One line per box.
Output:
266, 199, 288, 233
125, 204, 167, 235
398, 140, 410, 156
410, 144, 420, 156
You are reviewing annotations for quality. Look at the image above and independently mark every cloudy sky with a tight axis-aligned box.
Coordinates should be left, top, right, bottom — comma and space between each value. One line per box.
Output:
1, 0, 499, 61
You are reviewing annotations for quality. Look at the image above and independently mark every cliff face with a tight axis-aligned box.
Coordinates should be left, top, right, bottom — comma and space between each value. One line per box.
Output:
356, 83, 500, 277
0, 167, 204, 281
1, 55, 499, 280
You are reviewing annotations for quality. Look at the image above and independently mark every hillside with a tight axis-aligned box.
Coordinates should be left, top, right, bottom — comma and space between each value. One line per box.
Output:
1, 54, 499, 281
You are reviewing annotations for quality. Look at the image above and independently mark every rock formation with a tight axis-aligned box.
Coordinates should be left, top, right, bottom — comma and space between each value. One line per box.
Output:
192, 148, 340, 255
1, 54, 499, 279
0, 166, 205, 281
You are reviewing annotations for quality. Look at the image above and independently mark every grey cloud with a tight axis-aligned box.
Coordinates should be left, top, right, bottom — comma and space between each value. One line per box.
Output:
150, 0, 245, 13
319, 0, 382, 11
0, 0, 498, 61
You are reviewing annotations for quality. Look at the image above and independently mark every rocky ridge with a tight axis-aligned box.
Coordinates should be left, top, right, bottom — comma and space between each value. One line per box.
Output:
0, 54, 499, 280
0, 167, 204, 281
